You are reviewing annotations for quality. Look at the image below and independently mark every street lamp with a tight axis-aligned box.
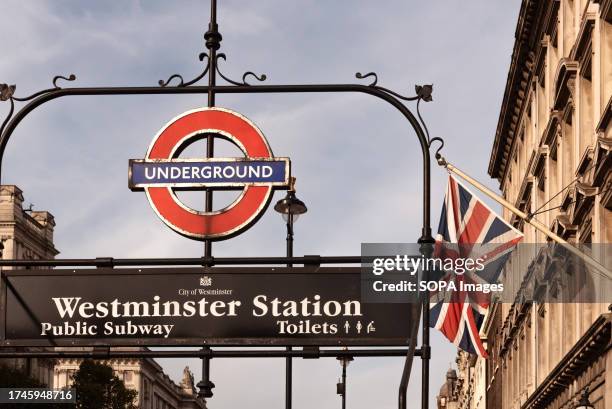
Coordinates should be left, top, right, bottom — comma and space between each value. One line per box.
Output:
336, 348, 354, 409
274, 176, 307, 409
274, 177, 308, 261
574, 388, 594, 409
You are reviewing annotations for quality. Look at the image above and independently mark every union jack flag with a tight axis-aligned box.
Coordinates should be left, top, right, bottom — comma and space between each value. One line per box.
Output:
429, 175, 523, 357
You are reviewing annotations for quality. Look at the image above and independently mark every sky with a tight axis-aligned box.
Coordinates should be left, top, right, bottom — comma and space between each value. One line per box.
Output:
0, 1, 520, 408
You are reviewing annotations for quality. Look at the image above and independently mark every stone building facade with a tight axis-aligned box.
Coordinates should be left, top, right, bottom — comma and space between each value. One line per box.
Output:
54, 353, 206, 409
437, 368, 461, 409
0, 185, 205, 408
438, 1, 611, 408
437, 352, 487, 409
0, 185, 58, 386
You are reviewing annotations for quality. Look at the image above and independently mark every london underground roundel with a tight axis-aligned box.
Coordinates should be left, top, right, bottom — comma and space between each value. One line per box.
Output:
129, 108, 290, 240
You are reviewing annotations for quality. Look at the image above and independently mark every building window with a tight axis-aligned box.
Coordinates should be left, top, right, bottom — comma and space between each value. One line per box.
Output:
563, 0, 576, 56
602, 20, 612, 108
67, 370, 75, 385
562, 113, 575, 186
579, 68, 593, 156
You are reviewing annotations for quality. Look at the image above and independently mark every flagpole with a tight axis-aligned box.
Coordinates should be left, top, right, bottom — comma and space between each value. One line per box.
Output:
436, 157, 612, 281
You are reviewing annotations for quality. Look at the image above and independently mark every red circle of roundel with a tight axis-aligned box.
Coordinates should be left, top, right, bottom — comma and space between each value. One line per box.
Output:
144, 107, 274, 240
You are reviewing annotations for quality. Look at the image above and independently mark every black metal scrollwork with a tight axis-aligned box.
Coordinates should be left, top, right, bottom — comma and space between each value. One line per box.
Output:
158, 74, 186, 88
416, 98, 430, 143
52, 74, 76, 89
241, 71, 267, 86
0, 2, 442, 406
216, 53, 267, 86
158, 51, 267, 87
355, 71, 433, 104
159, 53, 210, 87
411, 85, 446, 164
355, 72, 378, 86
354, 73, 442, 161
1, 73, 78, 138
354, 72, 441, 157
413, 85, 447, 164
428, 137, 446, 165
0, 93, 14, 142
214, 54, 242, 86
377, 86, 420, 101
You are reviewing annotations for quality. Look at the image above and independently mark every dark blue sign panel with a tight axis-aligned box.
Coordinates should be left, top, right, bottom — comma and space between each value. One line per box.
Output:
129, 158, 290, 189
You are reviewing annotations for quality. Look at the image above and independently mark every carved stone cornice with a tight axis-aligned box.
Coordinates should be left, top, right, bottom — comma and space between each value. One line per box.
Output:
12, 223, 59, 257
521, 314, 611, 409
553, 59, 579, 111
0, 185, 23, 203
551, 213, 577, 240
489, 0, 551, 182
570, 182, 598, 226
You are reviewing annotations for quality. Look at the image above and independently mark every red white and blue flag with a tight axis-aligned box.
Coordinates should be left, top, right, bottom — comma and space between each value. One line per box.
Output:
429, 175, 523, 357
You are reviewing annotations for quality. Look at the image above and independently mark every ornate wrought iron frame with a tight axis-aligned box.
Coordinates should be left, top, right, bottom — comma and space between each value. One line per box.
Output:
0, 1, 446, 408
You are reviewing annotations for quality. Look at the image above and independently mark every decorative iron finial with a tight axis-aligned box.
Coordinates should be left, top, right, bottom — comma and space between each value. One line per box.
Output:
204, 27, 222, 51
204, 0, 222, 51
0, 84, 15, 101
416, 84, 433, 102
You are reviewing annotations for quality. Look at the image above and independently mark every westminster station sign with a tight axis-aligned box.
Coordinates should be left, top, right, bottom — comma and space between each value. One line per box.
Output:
1, 267, 419, 347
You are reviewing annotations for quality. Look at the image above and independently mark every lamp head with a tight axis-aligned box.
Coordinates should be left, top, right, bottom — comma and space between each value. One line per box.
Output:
574, 388, 594, 409
274, 177, 307, 222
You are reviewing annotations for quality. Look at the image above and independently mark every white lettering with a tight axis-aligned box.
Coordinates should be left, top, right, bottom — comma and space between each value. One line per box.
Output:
144, 167, 156, 180
262, 165, 273, 178
52, 297, 81, 318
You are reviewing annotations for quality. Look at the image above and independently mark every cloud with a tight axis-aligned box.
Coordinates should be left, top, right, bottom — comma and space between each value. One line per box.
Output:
0, 0, 520, 407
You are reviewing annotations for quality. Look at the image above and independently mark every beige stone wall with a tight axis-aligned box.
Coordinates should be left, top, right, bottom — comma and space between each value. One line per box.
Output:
54, 352, 206, 409
0, 185, 58, 385
0, 186, 204, 409
442, 1, 612, 408
492, 1, 611, 407
0, 185, 58, 263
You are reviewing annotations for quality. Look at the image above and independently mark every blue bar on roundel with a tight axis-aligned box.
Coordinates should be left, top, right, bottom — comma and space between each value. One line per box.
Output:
129, 158, 290, 189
